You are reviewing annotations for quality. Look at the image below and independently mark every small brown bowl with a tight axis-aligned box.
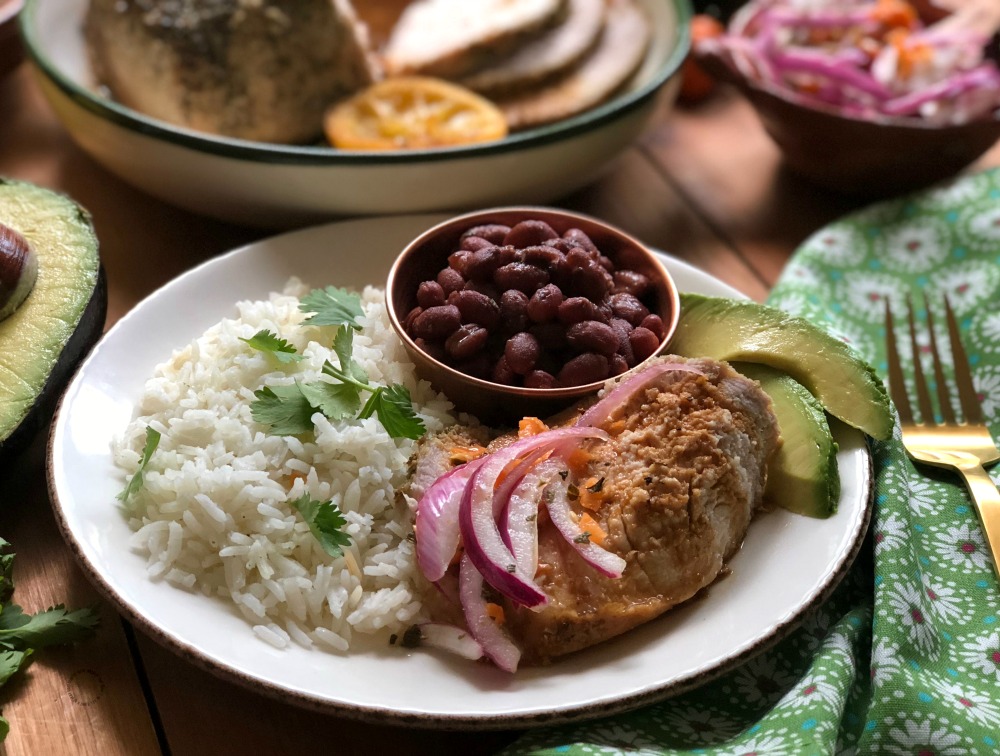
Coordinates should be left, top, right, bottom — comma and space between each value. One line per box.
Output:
695, 2, 1000, 198
386, 207, 680, 424
0, 0, 24, 79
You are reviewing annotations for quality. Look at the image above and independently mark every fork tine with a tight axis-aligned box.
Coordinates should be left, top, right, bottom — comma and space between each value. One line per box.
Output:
884, 298, 914, 425
906, 295, 937, 425
923, 298, 956, 424
943, 295, 984, 424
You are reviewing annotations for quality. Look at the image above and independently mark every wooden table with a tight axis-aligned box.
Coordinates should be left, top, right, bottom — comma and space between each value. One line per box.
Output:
1, 44, 998, 756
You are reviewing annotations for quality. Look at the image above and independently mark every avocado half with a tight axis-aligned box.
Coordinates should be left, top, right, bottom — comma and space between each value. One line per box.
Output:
0, 179, 107, 459
670, 293, 893, 441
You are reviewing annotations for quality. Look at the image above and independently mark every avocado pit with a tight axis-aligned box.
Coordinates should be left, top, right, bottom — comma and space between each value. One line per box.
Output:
0, 223, 38, 321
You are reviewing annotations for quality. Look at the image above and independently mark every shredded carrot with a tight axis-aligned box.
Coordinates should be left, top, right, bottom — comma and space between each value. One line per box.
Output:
518, 417, 548, 438
606, 419, 626, 436
485, 602, 506, 625
869, 0, 917, 30
886, 28, 930, 79
450, 445, 488, 464
577, 513, 607, 546
287, 470, 307, 484
579, 477, 605, 511
566, 448, 592, 478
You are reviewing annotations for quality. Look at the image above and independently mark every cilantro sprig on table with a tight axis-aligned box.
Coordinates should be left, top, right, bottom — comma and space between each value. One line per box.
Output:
247, 287, 425, 441
0, 539, 98, 740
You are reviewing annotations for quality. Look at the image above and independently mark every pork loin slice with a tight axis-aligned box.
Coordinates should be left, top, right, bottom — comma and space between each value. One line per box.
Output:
459, 0, 606, 96
85, 0, 378, 144
406, 357, 779, 664
497, 0, 651, 130
382, 0, 568, 79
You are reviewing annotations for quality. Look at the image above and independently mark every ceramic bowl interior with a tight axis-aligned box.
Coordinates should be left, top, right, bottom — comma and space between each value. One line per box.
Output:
19, 0, 691, 225
386, 207, 680, 424
696, 2, 1000, 197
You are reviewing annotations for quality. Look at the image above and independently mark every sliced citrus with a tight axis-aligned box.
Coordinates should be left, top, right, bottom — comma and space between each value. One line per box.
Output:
325, 77, 509, 150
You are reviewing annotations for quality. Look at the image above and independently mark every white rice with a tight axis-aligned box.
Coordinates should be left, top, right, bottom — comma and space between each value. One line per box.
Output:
113, 280, 457, 652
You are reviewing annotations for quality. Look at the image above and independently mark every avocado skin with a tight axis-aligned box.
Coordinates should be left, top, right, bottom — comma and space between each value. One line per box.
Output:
734, 362, 840, 518
0, 180, 107, 462
671, 293, 892, 440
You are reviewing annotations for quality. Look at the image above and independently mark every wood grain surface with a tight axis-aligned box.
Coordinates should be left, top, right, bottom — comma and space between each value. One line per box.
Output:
0, 14, 998, 754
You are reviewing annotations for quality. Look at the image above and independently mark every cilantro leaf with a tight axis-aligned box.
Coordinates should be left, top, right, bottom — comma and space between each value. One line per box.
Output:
0, 605, 99, 650
0, 649, 31, 687
117, 427, 161, 503
290, 494, 351, 558
361, 384, 425, 441
333, 327, 368, 384
240, 329, 303, 364
298, 380, 361, 421
299, 287, 363, 328
0, 539, 13, 606
250, 384, 316, 436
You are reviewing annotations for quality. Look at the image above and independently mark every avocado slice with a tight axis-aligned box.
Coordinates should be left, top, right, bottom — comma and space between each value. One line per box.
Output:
670, 293, 892, 440
734, 362, 840, 518
0, 179, 106, 459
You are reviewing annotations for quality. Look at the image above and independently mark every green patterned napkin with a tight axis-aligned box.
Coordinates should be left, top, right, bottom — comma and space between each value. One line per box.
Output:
505, 168, 1000, 756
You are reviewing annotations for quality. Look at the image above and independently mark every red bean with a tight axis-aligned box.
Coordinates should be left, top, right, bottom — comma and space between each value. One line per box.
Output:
455, 353, 492, 380
414, 337, 445, 363
416, 280, 445, 308
504, 220, 558, 248
609, 353, 629, 376
557, 296, 599, 325
562, 228, 598, 254
498, 244, 520, 265
462, 224, 510, 245
437, 268, 465, 296
640, 314, 666, 340
446, 324, 489, 361
499, 290, 529, 333
598, 255, 615, 272
448, 249, 473, 276
461, 235, 494, 252
412, 305, 461, 340
610, 318, 635, 364
528, 322, 568, 350
505, 332, 540, 375
525, 370, 557, 389
465, 246, 504, 282
562, 257, 612, 301
451, 289, 500, 329
462, 280, 501, 302
629, 327, 661, 362
403, 306, 423, 332
609, 292, 649, 326
613, 270, 651, 297
494, 262, 550, 294
566, 320, 618, 356
522, 245, 564, 269
492, 356, 517, 385
558, 353, 609, 386
527, 284, 563, 323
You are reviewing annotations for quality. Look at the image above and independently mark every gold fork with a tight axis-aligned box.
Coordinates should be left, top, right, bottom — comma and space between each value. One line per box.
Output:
884, 296, 1000, 579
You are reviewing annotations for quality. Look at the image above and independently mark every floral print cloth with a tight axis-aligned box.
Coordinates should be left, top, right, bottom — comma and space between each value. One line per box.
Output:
504, 168, 1000, 755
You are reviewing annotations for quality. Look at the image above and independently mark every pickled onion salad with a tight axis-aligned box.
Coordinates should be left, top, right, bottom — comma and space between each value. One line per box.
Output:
703, 0, 1000, 124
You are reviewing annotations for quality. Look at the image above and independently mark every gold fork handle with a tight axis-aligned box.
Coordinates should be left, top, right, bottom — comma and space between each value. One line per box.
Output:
958, 465, 1000, 581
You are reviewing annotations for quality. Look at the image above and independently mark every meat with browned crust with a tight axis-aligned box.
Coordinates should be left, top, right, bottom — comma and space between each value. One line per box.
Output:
406, 356, 779, 664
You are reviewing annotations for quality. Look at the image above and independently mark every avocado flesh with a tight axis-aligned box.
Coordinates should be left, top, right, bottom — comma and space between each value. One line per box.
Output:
734, 362, 840, 518
0, 179, 105, 456
671, 293, 893, 440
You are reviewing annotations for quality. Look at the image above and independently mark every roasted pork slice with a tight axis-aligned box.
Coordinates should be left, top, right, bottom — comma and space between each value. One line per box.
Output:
459, 0, 606, 96
382, 0, 568, 79
85, 0, 379, 144
497, 0, 651, 130
406, 357, 780, 664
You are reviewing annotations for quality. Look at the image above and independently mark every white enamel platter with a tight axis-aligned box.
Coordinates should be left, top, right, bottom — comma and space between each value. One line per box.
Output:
48, 215, 872, 729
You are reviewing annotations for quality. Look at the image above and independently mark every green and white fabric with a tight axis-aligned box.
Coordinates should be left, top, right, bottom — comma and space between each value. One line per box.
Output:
505, 168, 1000, 756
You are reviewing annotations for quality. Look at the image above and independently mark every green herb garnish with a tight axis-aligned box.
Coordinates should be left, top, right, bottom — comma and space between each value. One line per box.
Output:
0, 538, 98, 740
299, 286, 364, 328
117, 426, 161, 503
573, 532, 592, 544
290, 494, 351, 558
239, 329, 304, 364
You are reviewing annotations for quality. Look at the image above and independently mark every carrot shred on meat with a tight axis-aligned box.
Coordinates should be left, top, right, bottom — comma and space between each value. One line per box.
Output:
450, 445, 487, 464
579, 478, 605, 511
566, 448, 592, 477
869, 0, 917, 30
518, 417, 548, 438
577, 513, 607, 546
485, 602, 506, 625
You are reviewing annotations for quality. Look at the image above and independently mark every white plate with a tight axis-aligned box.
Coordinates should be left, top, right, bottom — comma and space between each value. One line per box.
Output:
48, 215, 872, 729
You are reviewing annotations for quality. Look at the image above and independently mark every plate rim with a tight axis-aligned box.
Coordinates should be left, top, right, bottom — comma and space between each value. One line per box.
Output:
46, 214, 874, 730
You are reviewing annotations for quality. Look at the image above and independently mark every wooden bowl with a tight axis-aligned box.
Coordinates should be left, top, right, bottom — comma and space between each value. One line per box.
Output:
386, 207, 680, 424
0, 0, 24, 78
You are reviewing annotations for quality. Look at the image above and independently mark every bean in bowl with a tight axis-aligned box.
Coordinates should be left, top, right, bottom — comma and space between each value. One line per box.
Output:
402, 220, 666, 388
